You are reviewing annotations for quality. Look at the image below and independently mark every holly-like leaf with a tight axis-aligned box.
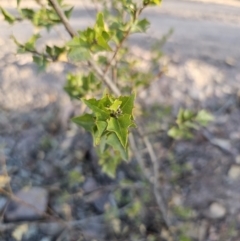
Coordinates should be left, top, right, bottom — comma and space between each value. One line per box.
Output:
119, 94, 135, 115
94, 121, 107, 145
106, 132, 128, 161
72, 114, 95, 132
107, 114, 133, 149
0, 7, 15, 24
109, 100, 122, 112
83, 98, 110, 120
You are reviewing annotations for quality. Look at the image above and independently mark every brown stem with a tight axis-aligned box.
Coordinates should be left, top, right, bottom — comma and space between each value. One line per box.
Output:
48, 0, 77, 38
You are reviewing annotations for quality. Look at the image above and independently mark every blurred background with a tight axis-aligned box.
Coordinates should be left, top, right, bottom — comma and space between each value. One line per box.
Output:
1, 0, 240, 240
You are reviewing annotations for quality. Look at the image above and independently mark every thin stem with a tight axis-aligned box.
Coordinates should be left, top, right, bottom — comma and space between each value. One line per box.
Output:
48, 0, 77, 38
103, 7, 146, 75
103, 27, 131, 75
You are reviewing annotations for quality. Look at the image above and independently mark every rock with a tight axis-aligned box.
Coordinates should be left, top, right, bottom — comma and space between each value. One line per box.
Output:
235, 155, 240, 164
52, 203, 72, 220
93, 191, 110, 213
80, 216, 106, 240
0, 197, 7, 213
4, 187, 48, 222
12, 224, 29, 241
39, 222, 63, 236
228, 165, 240, 180
40, 237, 51, 241
225, 57, 235, 67
210, 138, 232, 153
83, 177, 98, 193
85, 189, 110, 213
208, 202, 226, 219
24, 224, 38, 240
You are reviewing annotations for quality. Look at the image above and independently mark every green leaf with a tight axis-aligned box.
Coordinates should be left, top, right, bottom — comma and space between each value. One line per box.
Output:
107, 114, 133, 149
119, 94, 135, 115
96, 35, 112, 51
66, 36, 80, 47
195, 110, 214, 126
72, 114, 95, 132
168, 126, 193, 140
83, 98, 110, 120
143, 0, 162, 5
68, 47, 90, 62
20, 8, 35, 20
177, 109, 195, 125
99, 148, 122, 178
0, 7, 15, 24
109, 100, 122, 112
96, 12, 105, 29
32, 55, 48, 71
94, 121, 107, 145
106, 133, 128, 161
17, 0, 21, 7
131, 18, 150, 33
64, 7, 73, 19
24, 34, 41, 51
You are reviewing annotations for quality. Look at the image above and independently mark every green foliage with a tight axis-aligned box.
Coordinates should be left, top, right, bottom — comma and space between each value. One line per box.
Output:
131, 18, 150, 33
173, 206, 195, 220
1, 0, 214, 183
67, 12, 112, 62
19, 2, 73, 29
68, 170, 85, 187
72, 93, 135, 167
126, 199, 142, 219
64, 72, 101, 99
0, 7, 15, 24
143, 0, 162, 6
168, 109, 214, 140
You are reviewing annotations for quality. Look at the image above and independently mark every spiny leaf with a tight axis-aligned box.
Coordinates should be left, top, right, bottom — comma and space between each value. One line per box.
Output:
83, 98, 110, 120
106, 132, 128, 161
94, 121, 107, 145
119, 94, 135, 115
109, 100, 122, 112
107, 114, 133, 149
72, 114, 95, 132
